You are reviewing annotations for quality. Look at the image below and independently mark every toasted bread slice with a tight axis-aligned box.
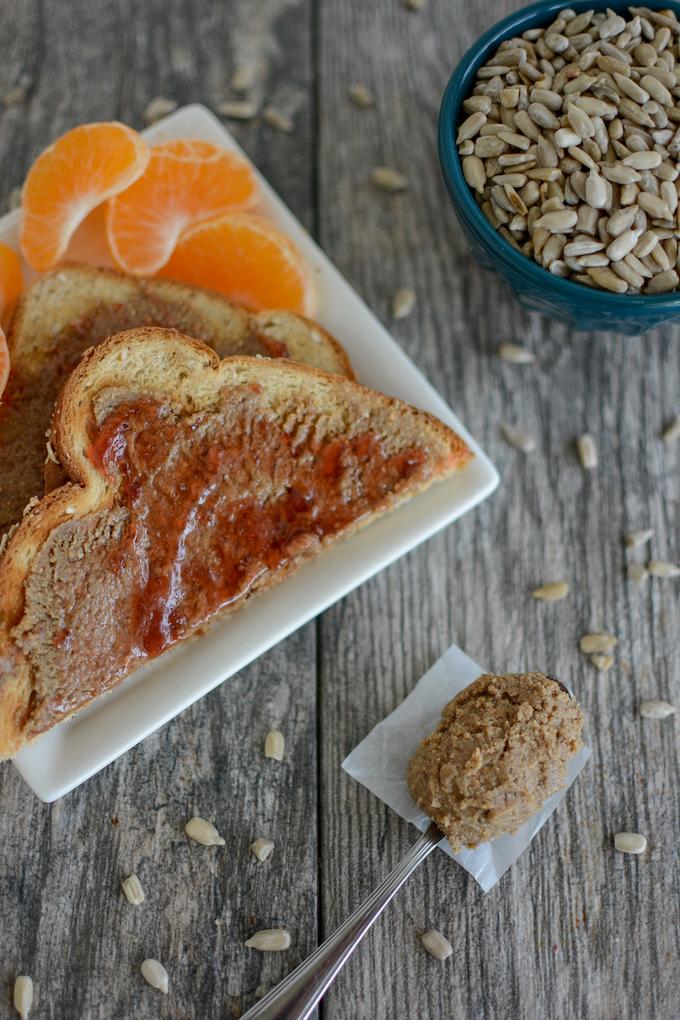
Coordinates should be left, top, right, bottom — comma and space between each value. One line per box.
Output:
0, 327, 471, 757
0, 263, 353, 536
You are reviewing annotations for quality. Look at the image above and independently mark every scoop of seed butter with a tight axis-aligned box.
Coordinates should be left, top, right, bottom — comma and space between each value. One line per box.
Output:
406, 672, 584, 851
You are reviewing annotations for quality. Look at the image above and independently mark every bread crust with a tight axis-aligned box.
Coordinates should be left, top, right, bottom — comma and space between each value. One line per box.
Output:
0, 327, 471, 757
0, 262, 354, 540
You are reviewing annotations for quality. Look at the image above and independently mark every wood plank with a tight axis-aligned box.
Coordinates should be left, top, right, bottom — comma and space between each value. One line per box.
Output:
317, 2, 680, 1018
0, 2, 318, 1018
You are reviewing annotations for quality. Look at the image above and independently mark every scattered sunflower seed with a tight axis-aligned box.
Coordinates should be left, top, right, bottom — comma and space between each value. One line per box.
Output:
497, 341, 535, 364
7, 186, 22, 211
349, 83, 374, 108
141, 959, 169, 994
13, 976, 32, 1019
639, 699, 676, 719
647, 559, 680, 578
251, 837, 275, 862
501, 423, 536, 453
576, 433, 598, 470
624, 528, 654, 548
627, 563, 649, 583
531, 581, 569, 601
661, 415, 680, 443
217, 100, 259, 121
185, 816, 226, 846
591, 653, 614, 670
580, 633, 618, 654
392, 286, 416, 319
264, 729, 285, 760
230, 63, 256, 94
420, 929, 453, 961
614, 832, 647, 855
372, 166, 408, 192
4, 85, 26, 107
121, 873, 145, 905
142, 96, 178, 124
262, 105, 295, 133
245, 928, 291, 951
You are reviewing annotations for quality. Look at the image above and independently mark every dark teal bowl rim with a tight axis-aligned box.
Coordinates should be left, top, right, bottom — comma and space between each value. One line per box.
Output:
438, 0, 680, 313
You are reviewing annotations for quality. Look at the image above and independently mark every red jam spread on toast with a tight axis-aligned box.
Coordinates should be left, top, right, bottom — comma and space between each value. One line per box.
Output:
88, 395, 428, 658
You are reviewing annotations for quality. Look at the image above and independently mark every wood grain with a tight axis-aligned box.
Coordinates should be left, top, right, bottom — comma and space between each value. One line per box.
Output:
0, 0, 678, 1017
0, 2, 319, 1019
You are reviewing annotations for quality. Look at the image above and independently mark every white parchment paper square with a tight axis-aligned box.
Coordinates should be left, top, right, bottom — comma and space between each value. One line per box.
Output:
342, 644, 590, 892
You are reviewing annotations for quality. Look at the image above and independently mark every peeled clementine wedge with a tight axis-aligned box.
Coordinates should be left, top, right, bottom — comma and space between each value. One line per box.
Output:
20, 122, 150, 272
106, 140, 258, 275
160, 213, 315, 315
0, 327, 9, 400
0, 243, 23, 327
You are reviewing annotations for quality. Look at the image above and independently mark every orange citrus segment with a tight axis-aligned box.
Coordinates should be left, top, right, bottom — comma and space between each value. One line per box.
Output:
106, 140, 259, 276
0, 243, 23, 327
160, 213, 315, 316
0, 327, 9, 401
20, 122, 150, 272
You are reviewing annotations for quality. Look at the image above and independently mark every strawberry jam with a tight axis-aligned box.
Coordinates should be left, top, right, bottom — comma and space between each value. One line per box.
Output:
89, 393, 428, 658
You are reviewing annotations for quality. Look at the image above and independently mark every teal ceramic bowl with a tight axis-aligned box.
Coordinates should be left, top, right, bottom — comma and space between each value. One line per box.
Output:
439, 0, 680, 334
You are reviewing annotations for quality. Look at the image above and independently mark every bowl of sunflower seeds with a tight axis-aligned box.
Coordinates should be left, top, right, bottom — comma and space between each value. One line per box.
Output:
439, 0, 680, 333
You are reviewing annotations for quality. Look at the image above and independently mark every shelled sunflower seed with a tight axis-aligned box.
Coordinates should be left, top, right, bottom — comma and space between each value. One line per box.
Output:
264, 728, 285, 760
349, 83, 374, 108
591, 652, 615, 670
576, 432, 598, 469
251, 837, 275, 862
392, 286, 416, 319
501, 422, 537, 452
185, 816, 226, 846
262, 106, 295, 133
142, 97, 178, 124
230, 63, 257, 94
624, 527, 654, 547
121, 873, 145, 905
531, 580, 570, 600
647, 558, 680, 577
639, 698, 676, 718
661, 414, 680, 442
498, 340, 536, 362
614, 831, 647, 854
13, 976, 32, 1019
245, 928, 291, 951
580, 632, 618, 654
455, 5, 680, 294
627, 562, 649, 582
217, 100, 259, 121
141, 958, 169, 993
420, 929, 454, 960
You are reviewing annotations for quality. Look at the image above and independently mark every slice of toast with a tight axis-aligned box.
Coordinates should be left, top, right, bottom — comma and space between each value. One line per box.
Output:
0, 327, 472, 757
0, 262, 353, 536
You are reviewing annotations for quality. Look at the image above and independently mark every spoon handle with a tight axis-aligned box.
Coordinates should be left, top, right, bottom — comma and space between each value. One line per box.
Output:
241, 821, 443, 1020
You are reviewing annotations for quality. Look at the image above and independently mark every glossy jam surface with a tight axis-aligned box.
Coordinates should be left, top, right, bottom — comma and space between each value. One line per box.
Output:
89, 394, 428, 658
0, 296, 289, 535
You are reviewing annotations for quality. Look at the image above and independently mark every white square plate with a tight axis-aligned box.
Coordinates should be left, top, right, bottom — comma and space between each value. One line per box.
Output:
8, 105, 499, 801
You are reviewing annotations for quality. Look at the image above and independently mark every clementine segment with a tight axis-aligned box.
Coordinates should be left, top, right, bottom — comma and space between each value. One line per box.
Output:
106, 140, 259, 276
20, 122, 150, 272
160, 213, 315, 316
0, 243, 23, 327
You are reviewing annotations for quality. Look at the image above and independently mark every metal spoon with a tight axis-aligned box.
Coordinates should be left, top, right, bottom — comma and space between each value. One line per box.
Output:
242, 676, 575, 1020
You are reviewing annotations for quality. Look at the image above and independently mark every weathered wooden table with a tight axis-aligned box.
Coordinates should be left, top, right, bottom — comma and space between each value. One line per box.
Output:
1, 1, 678, 1017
